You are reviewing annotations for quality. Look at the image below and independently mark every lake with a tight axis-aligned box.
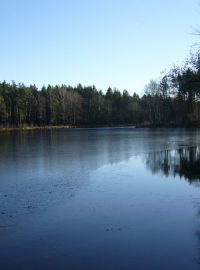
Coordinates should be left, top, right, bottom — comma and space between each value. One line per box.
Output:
1, 128, 200, 270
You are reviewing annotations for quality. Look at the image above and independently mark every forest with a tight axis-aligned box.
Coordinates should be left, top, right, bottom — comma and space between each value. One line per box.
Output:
1, 51, 200, 128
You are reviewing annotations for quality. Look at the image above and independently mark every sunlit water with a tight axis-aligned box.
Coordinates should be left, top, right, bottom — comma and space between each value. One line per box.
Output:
1, 128, 200, 270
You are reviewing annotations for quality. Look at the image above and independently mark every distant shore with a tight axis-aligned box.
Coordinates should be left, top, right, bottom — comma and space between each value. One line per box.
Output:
0, 125, 75, 132
0, 124, 138, 132
0, 124, 199, 132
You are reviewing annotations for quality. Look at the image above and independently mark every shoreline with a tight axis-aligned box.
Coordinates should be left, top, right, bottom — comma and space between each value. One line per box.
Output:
0, 125, 75, 132
0, 124, 137, 132
0, 124, 199, 132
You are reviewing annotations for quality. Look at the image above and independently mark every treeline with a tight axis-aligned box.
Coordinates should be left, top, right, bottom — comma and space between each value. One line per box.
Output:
0, 82, 140, 127
1, 52, 200, 128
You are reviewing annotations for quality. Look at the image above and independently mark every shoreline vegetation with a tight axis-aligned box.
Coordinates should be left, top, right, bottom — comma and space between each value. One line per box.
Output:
0, 124, 136, 132
1, 52, 200, 129
0, 123, 199, 132
0, 125, 75, 132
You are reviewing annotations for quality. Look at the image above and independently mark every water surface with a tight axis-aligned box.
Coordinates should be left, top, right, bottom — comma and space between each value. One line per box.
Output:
1, 128, 200, 269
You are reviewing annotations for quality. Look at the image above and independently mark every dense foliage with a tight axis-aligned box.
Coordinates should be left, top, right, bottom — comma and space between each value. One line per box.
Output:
1, 52, 200, 128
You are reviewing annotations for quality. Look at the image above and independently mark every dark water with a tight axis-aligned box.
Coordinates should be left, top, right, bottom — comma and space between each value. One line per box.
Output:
1, 128, 200, 270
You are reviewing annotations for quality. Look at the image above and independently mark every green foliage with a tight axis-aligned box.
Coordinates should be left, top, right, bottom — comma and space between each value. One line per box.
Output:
0, 95, 7, 122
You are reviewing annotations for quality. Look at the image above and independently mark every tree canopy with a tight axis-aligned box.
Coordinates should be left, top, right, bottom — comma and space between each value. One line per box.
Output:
1, 51, 200, 128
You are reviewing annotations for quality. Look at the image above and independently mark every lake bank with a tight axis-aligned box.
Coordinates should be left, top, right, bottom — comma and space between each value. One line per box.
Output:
0, 125, 75, 132
0, 124, 137, 132
0, 121, 199, 132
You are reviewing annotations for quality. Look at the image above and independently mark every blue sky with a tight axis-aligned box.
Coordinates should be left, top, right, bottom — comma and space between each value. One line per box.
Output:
0, 0, 199, 95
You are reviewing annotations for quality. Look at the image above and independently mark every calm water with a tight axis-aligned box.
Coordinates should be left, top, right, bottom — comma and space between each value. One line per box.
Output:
1, 128, 200, 270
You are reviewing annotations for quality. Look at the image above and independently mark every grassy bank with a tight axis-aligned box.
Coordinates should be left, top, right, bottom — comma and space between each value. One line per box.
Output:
0, 125, 76, 132
0, 124, 138, 132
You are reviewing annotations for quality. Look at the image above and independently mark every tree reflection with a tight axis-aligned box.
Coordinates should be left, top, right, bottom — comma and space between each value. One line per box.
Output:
145, 145, 200, 183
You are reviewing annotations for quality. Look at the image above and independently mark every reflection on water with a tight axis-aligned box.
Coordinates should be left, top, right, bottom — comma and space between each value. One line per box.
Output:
1, 129, 200, 269
145, 145, 200, 183
145, 144, 200, 266
0, 129, 141, 222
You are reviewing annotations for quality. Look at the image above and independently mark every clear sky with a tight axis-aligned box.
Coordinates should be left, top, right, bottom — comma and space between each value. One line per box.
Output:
0, 0, 199, 95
